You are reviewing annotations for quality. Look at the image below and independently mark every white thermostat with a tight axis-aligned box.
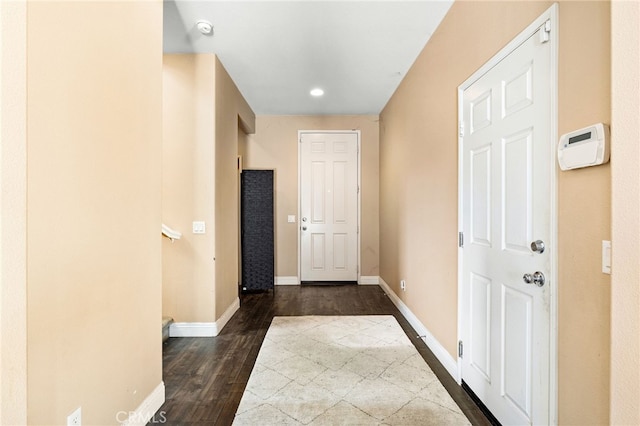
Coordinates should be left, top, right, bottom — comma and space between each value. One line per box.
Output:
558, 123, 610, 171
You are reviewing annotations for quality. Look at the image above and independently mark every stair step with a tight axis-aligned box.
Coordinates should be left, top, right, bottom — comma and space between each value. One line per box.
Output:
162, 316, 174, 342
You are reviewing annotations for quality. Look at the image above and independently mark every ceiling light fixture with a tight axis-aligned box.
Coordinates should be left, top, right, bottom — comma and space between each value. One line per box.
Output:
196, 20, 214, 36
310, 88, 324, 97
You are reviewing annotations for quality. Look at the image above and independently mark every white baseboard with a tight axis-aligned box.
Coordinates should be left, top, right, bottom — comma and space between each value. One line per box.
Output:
169, 298, 239, 337
120, 382, 165, 426
358, 276, 380, 285
169, 322, 216, 337
215, 297, 240, 333
378, 278, 459, 381
275, 276, 300, 285
275, 276, 380, 285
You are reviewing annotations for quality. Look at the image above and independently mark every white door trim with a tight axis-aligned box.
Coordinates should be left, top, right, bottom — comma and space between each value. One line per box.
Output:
456, 4, 558, 424
297, 130, 361, 283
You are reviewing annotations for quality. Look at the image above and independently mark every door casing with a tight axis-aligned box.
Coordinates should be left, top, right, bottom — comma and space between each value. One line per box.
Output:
457, 4, 558, 424
297, 130, 361, 283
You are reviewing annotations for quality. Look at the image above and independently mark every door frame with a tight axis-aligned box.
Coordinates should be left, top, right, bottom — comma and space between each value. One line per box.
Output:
456, 4, 558, 424
297, 130, 361, 283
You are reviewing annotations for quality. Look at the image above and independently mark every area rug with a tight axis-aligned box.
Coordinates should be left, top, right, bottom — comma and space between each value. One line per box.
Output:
232, 315, 470, 425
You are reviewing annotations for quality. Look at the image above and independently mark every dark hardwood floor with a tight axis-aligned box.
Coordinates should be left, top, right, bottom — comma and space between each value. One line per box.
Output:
156, 285, 492, 425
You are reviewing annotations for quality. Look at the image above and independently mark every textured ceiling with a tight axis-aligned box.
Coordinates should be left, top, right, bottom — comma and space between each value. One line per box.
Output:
164, 1, 453, 115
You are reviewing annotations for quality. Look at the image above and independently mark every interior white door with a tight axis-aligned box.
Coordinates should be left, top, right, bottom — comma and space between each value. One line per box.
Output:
460, 19, 554, 426
300, 132, 358, 282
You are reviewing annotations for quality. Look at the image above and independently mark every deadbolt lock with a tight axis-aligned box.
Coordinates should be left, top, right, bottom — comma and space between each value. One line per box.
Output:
530, 240, 545, 254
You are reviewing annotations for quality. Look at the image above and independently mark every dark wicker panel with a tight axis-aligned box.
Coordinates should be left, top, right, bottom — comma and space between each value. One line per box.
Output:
241, 170, 275, 291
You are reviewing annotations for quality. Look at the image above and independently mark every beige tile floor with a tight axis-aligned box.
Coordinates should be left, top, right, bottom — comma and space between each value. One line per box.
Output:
233, 315, 471, 425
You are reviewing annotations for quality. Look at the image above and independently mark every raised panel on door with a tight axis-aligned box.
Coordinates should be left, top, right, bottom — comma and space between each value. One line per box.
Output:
501, 284, 533, 422
502, 63, 533, 118
502, 129, 533, 254
470, 272, 492, 382
471, 90, 492, 134
333, 161, 348, 224
333, 141, 347, 154
311, 233, 326, 271
470, 145, 492, 247
332, 233, 347, 271
311, 161, 326, 224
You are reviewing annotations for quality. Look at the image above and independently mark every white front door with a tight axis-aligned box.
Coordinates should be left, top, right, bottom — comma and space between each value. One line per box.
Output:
299, 132, 359, 282
459, 10, 556, 426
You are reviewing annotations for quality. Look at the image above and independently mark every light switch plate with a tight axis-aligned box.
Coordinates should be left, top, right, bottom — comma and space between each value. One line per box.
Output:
602, 240, 611, 274
193, 221, 206, 234
287, 215, 296, 223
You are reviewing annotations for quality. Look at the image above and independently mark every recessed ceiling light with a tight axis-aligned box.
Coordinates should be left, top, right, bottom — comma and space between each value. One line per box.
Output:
310, 88, 324, 97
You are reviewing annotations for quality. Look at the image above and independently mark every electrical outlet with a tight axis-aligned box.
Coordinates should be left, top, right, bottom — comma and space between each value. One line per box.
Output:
400, 280, 406, 291
67, 407, 81, 426
192, 221, 206, 234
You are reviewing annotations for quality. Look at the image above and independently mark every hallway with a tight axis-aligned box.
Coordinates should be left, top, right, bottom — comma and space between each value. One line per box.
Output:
2, 1, 638, 424
157, 286, 492, 425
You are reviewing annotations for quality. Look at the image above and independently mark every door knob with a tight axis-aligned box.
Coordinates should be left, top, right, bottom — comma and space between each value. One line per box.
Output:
530, 240, 545, 254
302, 226, 307, 231
523, 271, 545, 287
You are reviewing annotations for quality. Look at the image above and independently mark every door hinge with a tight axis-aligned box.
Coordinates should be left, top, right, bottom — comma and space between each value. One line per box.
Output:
458, 340, 464, 358
357, 185, 360, 194
539, 19, 551, 44
458, 121, 465, 138
458, 231, 464, 248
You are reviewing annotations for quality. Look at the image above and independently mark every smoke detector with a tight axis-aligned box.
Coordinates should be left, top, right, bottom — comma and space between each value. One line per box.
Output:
196, 20, 214, 36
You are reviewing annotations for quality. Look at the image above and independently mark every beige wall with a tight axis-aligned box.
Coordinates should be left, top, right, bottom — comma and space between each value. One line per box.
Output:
0, 1, 28, 423
26, 1, 163, 424
557, 3, 611, 423
611, 1, 640, 424
380, 1, 611, 424
162, 54, 217, 323
214, 57, 255, 315
162, 55, 254, 322
244, 115, 380, 279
